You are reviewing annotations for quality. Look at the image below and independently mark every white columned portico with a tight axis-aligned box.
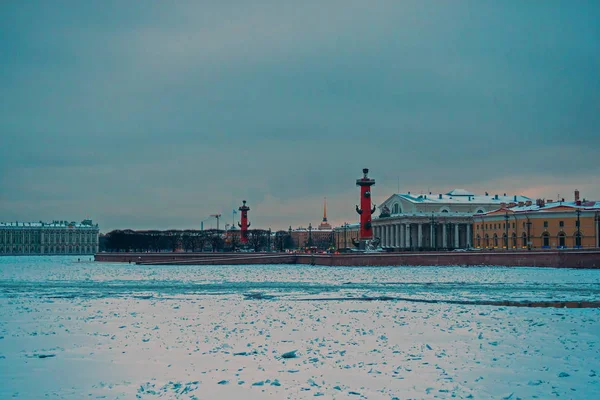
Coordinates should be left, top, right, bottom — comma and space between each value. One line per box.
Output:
417, 224, 423, 248
454, 224, 460, 248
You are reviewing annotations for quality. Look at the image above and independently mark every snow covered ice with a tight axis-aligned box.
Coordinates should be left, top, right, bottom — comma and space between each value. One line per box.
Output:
1, 256, 599, 399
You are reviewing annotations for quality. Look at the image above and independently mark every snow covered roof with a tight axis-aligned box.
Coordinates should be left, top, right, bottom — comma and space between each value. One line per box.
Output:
394, 190, 531, 205
479, 200, 600, 215
333, 223, 360, 230
445, 189, 475, 197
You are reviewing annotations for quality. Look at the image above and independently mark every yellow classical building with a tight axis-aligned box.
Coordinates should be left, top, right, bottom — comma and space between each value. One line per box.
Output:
473, 196, 600, 250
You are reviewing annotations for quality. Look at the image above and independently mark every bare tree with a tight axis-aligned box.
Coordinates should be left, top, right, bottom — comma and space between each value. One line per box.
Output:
248, 229, 268, 252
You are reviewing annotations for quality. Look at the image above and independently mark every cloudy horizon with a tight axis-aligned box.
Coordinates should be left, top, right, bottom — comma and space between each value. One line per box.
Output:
1, 1, 598, 232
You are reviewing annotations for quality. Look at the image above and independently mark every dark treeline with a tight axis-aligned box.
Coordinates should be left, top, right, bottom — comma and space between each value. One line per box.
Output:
100, 229, 294, 253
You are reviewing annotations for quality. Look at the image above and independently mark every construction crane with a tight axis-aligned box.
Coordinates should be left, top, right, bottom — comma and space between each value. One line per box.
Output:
210, 214, 222, 231
200, 214, 221, 231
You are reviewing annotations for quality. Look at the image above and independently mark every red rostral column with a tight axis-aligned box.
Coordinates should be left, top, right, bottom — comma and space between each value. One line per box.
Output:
238, 200, 251, 244
356, 168, 376, 241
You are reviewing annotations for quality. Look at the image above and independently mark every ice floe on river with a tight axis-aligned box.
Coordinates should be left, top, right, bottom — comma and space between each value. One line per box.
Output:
0, 256, 599, 399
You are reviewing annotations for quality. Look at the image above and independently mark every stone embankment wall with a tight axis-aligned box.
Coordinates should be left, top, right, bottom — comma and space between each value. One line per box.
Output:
296, 250, 600, 268
96, 250, 600, 268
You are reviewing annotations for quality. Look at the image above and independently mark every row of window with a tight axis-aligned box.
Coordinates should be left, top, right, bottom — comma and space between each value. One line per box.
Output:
476, 220, 581, 231
0, 246, 97, 254
0, 235, 96, 244
476, 232, 583, 248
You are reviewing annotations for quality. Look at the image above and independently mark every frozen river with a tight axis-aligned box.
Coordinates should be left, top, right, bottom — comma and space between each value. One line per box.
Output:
1, 256, 599, 399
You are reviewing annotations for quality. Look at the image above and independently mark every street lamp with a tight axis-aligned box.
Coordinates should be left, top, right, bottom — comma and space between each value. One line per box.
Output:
511, 213, 519, 249
504, 212, 509, 250
525, 215, 532, 250
343, 222, 348, 250
307, 223, 313, 252
595, 212, 600, 248
430, 212, 437, 251
575, 208, 582, 248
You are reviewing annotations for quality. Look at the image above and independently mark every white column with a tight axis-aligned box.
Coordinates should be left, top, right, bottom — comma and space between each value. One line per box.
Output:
398, 224, 406, 248
430, 224, 434, 249
455, 224, 460, 248
386, 225, 391, 247
405, 224, 411, 248
466, 224, 471, 248
417, 224, 423, 248
442, 224, 447, 248
395, 224, 400, 248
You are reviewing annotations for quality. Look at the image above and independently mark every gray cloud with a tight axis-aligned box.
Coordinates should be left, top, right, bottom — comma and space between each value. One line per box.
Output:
1, 1, 599, 231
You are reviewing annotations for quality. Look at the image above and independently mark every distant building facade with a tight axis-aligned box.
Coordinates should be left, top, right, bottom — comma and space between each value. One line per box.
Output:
474, 192, 600, 249
290, 224, 333, 251
290, 200, 334, 251
0, 220, 100, 255
373, 189, 532, 250
332, 223, 360, 250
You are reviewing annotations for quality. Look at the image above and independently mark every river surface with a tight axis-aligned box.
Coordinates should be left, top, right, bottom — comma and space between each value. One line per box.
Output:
1, 256, 599, 399
2, 256, 600, 303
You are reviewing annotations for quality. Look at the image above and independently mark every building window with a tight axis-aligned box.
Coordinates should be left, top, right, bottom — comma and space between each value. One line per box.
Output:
512, 223, 515, 229
542, 232, 550, 247
476, 235, 481, 247
522, 232, 527, 247
559, 221, 564, 227
485, 234, 490, 247
558, 233, 566, 247
503, 233, 508, 248
543, 221, 548, 228
476, 209, 484, 214
575, 232, 582, 247
512, 233, 517, 248
493, 234, 498, 247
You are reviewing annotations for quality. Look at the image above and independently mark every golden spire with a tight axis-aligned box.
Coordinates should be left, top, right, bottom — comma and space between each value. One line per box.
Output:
323, 197, 327, 222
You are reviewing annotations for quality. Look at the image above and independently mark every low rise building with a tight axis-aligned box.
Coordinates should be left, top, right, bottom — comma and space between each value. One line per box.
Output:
0, 219, 100, 255
290, 224, 333, 251
373, 189, 531, 250
473, 192, 600, 249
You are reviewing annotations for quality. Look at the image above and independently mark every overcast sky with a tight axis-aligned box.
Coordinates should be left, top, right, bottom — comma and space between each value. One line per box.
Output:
1, 1, 599, 232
